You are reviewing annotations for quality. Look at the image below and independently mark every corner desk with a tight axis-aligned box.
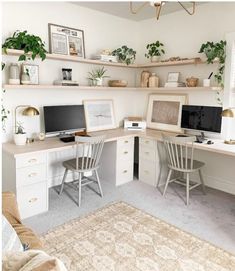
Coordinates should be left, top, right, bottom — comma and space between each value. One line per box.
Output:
3, 128, 235, 219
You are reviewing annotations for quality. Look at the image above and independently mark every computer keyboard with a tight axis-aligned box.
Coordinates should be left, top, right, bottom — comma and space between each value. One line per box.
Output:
60, 136, 75, 143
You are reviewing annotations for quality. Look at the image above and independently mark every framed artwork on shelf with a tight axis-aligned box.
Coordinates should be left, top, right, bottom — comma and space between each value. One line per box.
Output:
167, 72, 180, 82
146, 93, 188, 132
48, 23, 85, 58
83, 99, 116, 132
22, 64, 39, 84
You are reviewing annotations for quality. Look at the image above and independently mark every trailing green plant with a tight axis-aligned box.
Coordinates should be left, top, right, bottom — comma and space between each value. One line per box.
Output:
2, 30, 47, 61
15, 122, 25, 134
145, 41, 165, 59
2, 62, 10, 132
87, 66, 109, 81
199, 40, 226, 88
112, 45, 136, 65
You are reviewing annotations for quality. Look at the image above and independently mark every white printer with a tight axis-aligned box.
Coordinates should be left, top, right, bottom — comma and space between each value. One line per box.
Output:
124, 117, 146, 131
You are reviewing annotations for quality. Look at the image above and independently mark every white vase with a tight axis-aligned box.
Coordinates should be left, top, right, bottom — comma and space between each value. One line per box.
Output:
96, 78, 103, 86
151, 56, 160, 62
14, 134, 27, 145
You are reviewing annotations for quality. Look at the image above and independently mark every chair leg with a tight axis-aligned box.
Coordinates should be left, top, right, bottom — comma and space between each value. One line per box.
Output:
163, 169, 172, 197
186, 173, 190, 206
59, 169, 68, 195
78, 173, 82, 207
199, 169, 206, 195
95, 169, 103, 197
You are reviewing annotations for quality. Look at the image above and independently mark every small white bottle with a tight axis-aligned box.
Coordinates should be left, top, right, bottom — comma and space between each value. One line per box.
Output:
148, 73, 159, 88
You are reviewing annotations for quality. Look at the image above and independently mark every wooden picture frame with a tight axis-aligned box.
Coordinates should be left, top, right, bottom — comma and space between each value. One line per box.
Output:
48, 23, 85, 58
83, 99, 116, 132
22, 64, 39, 85
146, 93, 188, 132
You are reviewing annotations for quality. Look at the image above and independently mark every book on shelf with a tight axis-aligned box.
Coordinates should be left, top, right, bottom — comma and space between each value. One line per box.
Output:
164, 82, 186, 88
91, 54, 118, 63
53, 80, 79, 86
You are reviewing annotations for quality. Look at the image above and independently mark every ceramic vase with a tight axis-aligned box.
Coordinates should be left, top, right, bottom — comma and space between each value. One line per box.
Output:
151, 56, 160, 62
9, 63, 20, 85
14, 134, 27, 145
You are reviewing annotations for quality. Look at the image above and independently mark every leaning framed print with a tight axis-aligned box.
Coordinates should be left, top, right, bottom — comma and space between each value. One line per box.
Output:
48, 23, 85, 58
146, 93, 188, 132
22, 64, 39, 84
83, 99, 116, 132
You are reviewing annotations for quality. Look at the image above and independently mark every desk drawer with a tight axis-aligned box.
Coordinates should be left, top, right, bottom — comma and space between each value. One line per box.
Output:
116, 161, 133, 186
16, 153, 46, 168
139, 145, 156, 161
139, 160, 156, 186
117, 144, 134, 161
17, 182, 47, 219
139, 137, 156, 148
117, 137, 134, 148
16, 164, 46, 187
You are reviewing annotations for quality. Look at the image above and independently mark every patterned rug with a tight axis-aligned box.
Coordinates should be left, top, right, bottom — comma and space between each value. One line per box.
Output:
41, 202, 235, 271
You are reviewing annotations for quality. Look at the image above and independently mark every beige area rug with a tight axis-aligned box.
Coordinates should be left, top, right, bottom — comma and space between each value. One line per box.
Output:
41, 202, 235, 271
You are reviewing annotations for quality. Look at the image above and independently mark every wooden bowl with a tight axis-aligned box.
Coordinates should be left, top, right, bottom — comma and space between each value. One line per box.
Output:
108, 80, 128, 87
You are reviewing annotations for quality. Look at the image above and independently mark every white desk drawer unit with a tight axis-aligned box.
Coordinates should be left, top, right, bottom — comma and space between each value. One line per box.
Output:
14, 153, 48, 219
116, 137, 134, 186
139, 160, 156, 186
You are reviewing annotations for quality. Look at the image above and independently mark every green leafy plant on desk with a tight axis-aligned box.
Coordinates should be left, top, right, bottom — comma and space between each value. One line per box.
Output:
2, 30, 47, 61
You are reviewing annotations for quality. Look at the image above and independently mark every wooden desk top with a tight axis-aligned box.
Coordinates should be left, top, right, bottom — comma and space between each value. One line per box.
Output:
3, 128, 235, 157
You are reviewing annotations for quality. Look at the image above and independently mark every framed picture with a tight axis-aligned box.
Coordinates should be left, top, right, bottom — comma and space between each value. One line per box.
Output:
22, 64, 39, 84
83, 100, 116, 132
146, 93, 188, 132
48, 23, 85, 58
167, 72, 180, 82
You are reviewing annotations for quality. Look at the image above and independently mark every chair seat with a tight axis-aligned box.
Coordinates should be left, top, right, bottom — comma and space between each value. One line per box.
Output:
63, 158, 97, 172
169, 158, 205, 172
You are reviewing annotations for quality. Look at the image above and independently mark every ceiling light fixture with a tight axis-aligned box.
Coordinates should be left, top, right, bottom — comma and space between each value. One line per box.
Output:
130, 1, 196, 21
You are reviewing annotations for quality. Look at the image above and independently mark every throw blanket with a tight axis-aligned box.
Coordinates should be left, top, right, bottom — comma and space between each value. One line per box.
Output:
2, 250, 67, 271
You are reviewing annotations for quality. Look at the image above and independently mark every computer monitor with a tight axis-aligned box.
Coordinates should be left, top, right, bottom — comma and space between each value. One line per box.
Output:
181, 105, 222, 133
43, 105, 86, 134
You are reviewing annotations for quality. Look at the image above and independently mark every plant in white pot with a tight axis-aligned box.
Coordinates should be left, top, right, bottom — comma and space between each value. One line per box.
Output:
145, 41, 165, 62
87, 67, 109, 86
14, 122, 27, 145
112, 46, 136, 65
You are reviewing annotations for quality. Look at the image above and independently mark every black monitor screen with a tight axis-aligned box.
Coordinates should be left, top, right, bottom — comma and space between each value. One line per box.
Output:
181, 105, 222, 133
44, 105, 86, 134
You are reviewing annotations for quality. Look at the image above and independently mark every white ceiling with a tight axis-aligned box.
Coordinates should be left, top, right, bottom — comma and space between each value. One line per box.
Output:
73, 2, 199, 21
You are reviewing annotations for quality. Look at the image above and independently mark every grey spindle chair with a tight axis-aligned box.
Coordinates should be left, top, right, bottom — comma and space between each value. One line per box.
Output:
59, 135, 105, 207
162, 134, 206, 205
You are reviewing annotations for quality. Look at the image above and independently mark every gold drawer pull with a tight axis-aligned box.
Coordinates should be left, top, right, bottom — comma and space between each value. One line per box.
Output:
29, 197, 38, 203
28, 172, 37, 178
124, 151, 128, 154
145, 140, 149, 144
28, 158, 37, 163
123, 170, 128, 173
124, 140, 129, 143
145, 151, 149, 155
144, 170, 149, 174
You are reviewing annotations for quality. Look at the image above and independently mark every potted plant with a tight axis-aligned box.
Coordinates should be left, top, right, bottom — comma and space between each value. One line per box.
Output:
145, 41, 165, 62
2, 30, 47, 61
14, 122, 27, 145
199, 40, 226, 88
112, 46, 136, 65
87, 67, 109, 86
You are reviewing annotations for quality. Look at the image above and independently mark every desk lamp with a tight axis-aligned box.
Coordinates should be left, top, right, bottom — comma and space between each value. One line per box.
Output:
222, 108, 235, 144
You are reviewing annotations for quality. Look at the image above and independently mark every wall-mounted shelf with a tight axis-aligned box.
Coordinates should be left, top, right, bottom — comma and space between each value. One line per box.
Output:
3, 84, 221, 92
3, 49, 207, 69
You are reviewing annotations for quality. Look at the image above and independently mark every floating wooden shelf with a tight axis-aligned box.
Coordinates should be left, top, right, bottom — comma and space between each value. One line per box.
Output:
3, 84, 221, 91
3, 49, 208, 68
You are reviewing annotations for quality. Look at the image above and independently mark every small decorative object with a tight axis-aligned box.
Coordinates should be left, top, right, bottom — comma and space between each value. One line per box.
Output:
145, 41, 165, 62
167, 72, 180, 82
38, 132, 45, 141
2, 30, 47, 61
186, 77, 198, 87
146, 93, 188, 132
108, 80, 128, 87
83, 99, 116, 132
203, 79, 211, 87
62, 68, 72, 80
48, 23, 85, 58
199, 40, 226, 88
140, 70, 151, 87
26, 138, 34, 144
87, 67, 109, 86
101, 49, 112, 55
9, 63, 20, 85
22, 64, 39, 84
21, 69, 30, 85
112, 45, 136, 65
148, 73, 159, 88
14, 122, 27, 145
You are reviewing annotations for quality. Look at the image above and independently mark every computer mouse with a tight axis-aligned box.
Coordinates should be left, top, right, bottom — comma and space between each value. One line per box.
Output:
207, 140, 214, 145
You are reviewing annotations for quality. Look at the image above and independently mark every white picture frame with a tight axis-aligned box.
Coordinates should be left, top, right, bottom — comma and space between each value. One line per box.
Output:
83, 99, 116, 132
146, 93, 188, 132
48, 23, 85, 58
22, 64, 39, 85
167, 72, 180, 82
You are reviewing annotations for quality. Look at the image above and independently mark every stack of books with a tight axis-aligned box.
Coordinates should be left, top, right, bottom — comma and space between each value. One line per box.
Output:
164, 82, 186, 88
91, 54, 118, 63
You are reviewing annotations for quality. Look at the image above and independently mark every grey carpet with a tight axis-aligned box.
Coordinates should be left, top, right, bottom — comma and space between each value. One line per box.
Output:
24, 178, 235, 254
